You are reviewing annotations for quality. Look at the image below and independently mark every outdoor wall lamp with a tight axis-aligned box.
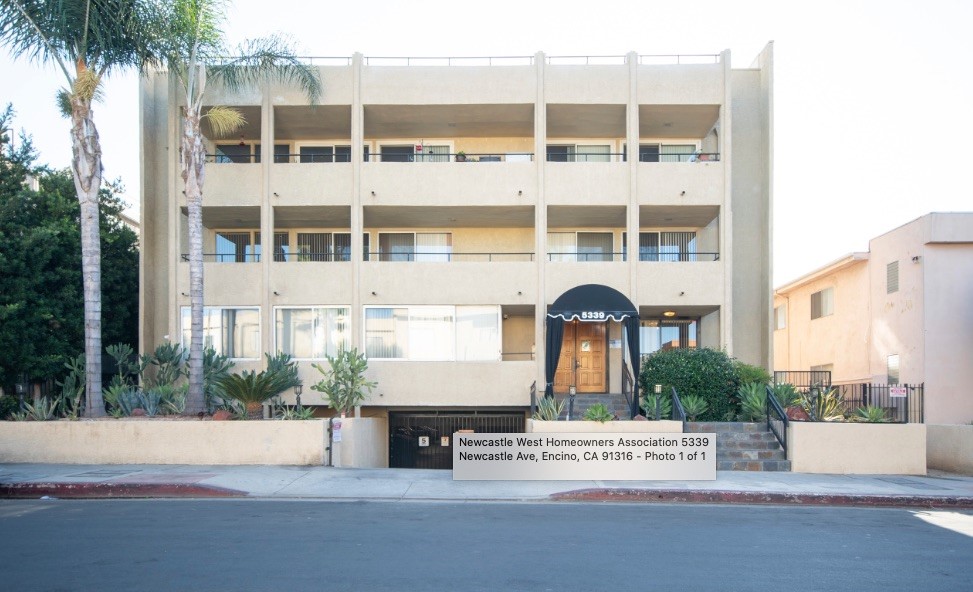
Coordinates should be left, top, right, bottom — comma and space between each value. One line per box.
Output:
371, 191, 376, 196
273, 291, 281, 296
294, 383, 303, 408
680, 190, 686, 196
518, 190, 523, 196
371, 291, 377, 296
663, 310, 676, 317
912, 255, 920, 263
273, 192, 279, 197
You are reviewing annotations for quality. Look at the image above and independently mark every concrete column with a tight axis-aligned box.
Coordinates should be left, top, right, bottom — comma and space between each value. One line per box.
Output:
166, 75, 181, 347
260, 84, 274, 363
626, 51, 639, 302
534, 51, 547, 393
351, 53, 364, 350
720, 49, 733, 354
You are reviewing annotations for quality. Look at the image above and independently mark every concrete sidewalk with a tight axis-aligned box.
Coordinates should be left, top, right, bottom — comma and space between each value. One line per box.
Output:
2, 463, 973, 508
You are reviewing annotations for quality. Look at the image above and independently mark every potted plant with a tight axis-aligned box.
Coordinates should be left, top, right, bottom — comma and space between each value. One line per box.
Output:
455, 151, 467, 162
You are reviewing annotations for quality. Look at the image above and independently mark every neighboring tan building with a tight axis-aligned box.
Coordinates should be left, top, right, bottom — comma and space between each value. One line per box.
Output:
140, 47, 774, 463
774, 212, 973, 424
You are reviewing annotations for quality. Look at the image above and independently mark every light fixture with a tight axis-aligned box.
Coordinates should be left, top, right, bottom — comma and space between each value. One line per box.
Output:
273, 291, 281, 296
663, 310, 676, 317
238, 135, 246, 147
294, 383, 303, 408
517, 291, 522, 296
680, 190, 686, 196
370, 191, 376, 196
273, 192, 279, 197
518, 190, 523, 196
371, 291, 377, 296
654, 384, 662, 394
911, 255, 920, 263
180, 292, 188, 297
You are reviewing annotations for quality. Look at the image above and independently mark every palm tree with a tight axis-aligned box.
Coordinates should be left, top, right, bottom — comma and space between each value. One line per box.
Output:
0, 0, 160, 416
160, 0, 320, 414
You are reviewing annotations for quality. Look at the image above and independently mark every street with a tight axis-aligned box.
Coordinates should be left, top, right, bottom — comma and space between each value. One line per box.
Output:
1, 499, 971, 591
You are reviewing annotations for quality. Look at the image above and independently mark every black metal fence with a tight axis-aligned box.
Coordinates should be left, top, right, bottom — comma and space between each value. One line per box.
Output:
774, 371, 832, 389
389, 412, 526, 470
834, 383, 924, 424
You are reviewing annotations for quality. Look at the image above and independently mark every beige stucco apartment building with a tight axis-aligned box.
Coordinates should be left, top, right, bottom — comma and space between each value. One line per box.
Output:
774, 213, 973, 424
139, 46, 774, 457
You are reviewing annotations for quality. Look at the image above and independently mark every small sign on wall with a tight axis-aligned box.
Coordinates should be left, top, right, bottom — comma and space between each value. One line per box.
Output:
609, 339, 622, 349
890, 387, 907, 398
418, 436, 430, 447
332, 418, 342, 442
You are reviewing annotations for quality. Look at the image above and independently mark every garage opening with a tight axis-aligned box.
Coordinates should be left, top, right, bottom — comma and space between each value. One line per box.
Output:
389, 411, 526, 469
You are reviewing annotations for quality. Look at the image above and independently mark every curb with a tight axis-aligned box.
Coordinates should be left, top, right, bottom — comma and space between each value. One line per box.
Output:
0, 482, 246, 499
550, 488, 973, 509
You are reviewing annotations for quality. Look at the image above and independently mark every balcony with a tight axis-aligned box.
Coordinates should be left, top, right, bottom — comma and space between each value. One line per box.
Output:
176, 259, 262, 304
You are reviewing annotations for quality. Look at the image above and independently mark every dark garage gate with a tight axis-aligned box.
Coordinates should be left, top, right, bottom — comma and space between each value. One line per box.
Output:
389, 411, 526, 469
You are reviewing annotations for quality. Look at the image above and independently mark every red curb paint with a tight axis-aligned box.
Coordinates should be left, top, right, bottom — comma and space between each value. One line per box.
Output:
0, 482, 245, 499
549, 488, 973, 509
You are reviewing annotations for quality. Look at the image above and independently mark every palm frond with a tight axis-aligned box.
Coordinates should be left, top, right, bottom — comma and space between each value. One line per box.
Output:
202, 105, 244, 138
210, 35, 321, 104
56, 89, 72, 117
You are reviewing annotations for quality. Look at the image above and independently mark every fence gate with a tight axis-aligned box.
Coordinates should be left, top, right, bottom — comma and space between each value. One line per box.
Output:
389, 412, 526, 469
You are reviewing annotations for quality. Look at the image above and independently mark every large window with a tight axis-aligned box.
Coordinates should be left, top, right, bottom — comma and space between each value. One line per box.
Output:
546, 144, 612, 162
639, 232, 697, 262
548, 232, 614, 262
377, 232, 452, 262
810, 287, 834, 320
638, 143, 697, 163
292, 232, 352, 262
275, 307, 349, 359
214, 231, 288, 263
774, 304, 787, 330
639, 319, 698, 355
180, 307, 260, 359
364, 306, 500, 361
887, 261, 899, 294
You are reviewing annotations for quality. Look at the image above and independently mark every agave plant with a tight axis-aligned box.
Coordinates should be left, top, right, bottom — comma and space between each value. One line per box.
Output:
801, 388, 845, 422
771, 383, 802, 408
738, 382, 767, 421
641, 393, 672, 420
217, 353, 301, 419
582, 403, 615, 422
855, 405, 889, 423
532, 395, 564, 421
681, 394, 709, 421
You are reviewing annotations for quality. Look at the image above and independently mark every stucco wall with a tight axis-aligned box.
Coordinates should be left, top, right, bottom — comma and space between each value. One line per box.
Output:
927, 424, 973, 475
334, 417, 389, 468
527, 419, 684, 433
0, 420, 328, 465
787, 422, 926, 474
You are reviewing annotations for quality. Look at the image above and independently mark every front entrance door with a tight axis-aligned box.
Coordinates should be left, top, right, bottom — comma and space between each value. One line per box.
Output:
553, 321, 607, 394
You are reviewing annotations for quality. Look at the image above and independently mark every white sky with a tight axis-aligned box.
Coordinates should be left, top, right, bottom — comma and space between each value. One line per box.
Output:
1, 0, 971, 285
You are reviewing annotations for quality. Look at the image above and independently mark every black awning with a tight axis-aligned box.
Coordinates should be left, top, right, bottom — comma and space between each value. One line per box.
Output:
547, 284, 638, 322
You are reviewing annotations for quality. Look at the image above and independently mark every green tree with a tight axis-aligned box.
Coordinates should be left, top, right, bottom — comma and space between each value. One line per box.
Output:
0, 106, 138, 395
157, 0, 321, 413
0, 0, 161, 415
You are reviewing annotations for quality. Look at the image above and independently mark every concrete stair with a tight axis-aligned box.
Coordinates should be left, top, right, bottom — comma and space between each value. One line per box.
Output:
684, 422, 791, 472
557, 393, 632, 420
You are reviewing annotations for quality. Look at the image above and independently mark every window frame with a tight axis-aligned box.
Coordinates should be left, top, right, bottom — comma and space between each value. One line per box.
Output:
810, 287, 834, 320
273, 305, 350, 361
362, 305, 502, 362
180, 306, 262, 361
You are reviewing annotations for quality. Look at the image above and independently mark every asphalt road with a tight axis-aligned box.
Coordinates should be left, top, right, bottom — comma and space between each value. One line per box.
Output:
1, 499, 971, 591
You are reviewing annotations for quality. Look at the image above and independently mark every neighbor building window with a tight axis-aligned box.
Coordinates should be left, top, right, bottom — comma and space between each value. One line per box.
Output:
887, 261, 899, 294
887, 354, 900, 384
364, 306, 499, 361
810, 287, 834, 320
774, 304, 787, 330
275, 307, 349, 359
180, 307, 260, 359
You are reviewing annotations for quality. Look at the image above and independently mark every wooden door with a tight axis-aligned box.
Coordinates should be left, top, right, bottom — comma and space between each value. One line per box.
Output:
576, 322, 607, 393
553, 321, 607, 394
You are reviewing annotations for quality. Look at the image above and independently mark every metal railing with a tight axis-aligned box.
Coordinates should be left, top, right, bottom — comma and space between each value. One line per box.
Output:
367, 252, 535, 262
274, 252, 351, 262
181, 253, 260, 263
638, 152, 721, 162
545, 152, 627, 163
206, 154, 259, 164
671, 386, 687, 429
774, 371, 832, 390
365, 56, 535, 66
212, 54, 721, 67
638, 252, 720, 262
622, 362, 635, 419
765, 385, 789, 455
547, 252, 626, 262
638, 54, 721, 65
364, 152, 534, 163
834, 383, 924, 424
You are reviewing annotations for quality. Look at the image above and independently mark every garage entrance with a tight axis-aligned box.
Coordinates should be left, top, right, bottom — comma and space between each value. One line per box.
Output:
389, 411, 526, 469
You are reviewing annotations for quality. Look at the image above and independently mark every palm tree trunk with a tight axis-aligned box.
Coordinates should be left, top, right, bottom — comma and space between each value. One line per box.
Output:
182, 112, 206, 414
70, 97, 105, 418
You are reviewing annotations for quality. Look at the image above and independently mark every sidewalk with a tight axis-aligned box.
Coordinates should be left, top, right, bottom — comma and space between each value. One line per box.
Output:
2, 463, 973, 508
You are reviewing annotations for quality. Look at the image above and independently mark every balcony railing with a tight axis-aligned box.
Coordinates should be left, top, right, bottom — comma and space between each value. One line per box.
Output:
366, 252, 535, 262
547, 252, 626, 262
545, 152, 626, 163
274, 252, 351, 262
637, 252, 720, 262
182, 253, 261, 263
364, 153, 534, 163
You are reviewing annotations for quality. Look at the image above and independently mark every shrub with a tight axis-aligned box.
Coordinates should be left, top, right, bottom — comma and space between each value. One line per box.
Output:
681, 394, 709, 421
771, 383, 801, 408
641, 393, 672, 420
218, 353, 301, 419
733, 360, 771, 386
0, 395, 18, 419
855, 405, 889, 423
800, 387, 845, 422
532, 395, 564, 421
639, 348, 740, 422
311, 348, 376, 416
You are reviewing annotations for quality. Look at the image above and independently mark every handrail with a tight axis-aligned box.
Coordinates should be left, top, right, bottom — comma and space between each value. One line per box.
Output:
622, 362, 635, 420
181, 253, 260, 262
547, 252, 626, 262
638, 253, 720, 262
364, 152, 534, 162
529, 381, 537, 419
671, 387, 687, 428
765, 385, 789, 456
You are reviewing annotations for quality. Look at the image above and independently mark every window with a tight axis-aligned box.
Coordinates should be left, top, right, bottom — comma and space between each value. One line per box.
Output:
214, 231, 287, 263
377, 232, 452, 262
887, 261, 899, 294
810, 287, 834, 319
293, 232, 352, 262
275, 307, 349, 359
638, 143, 697, 163
774, 304, 787, 330
547, 232, 614, 262
180, 307, 260, 359
214, 144, 253, 163
638, 231, 697, 262
297, 145, 354, 163
639, 319, 699, 355
364, 306, 500, 361
887, 355, 900, 384
546, 144, 611, 162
